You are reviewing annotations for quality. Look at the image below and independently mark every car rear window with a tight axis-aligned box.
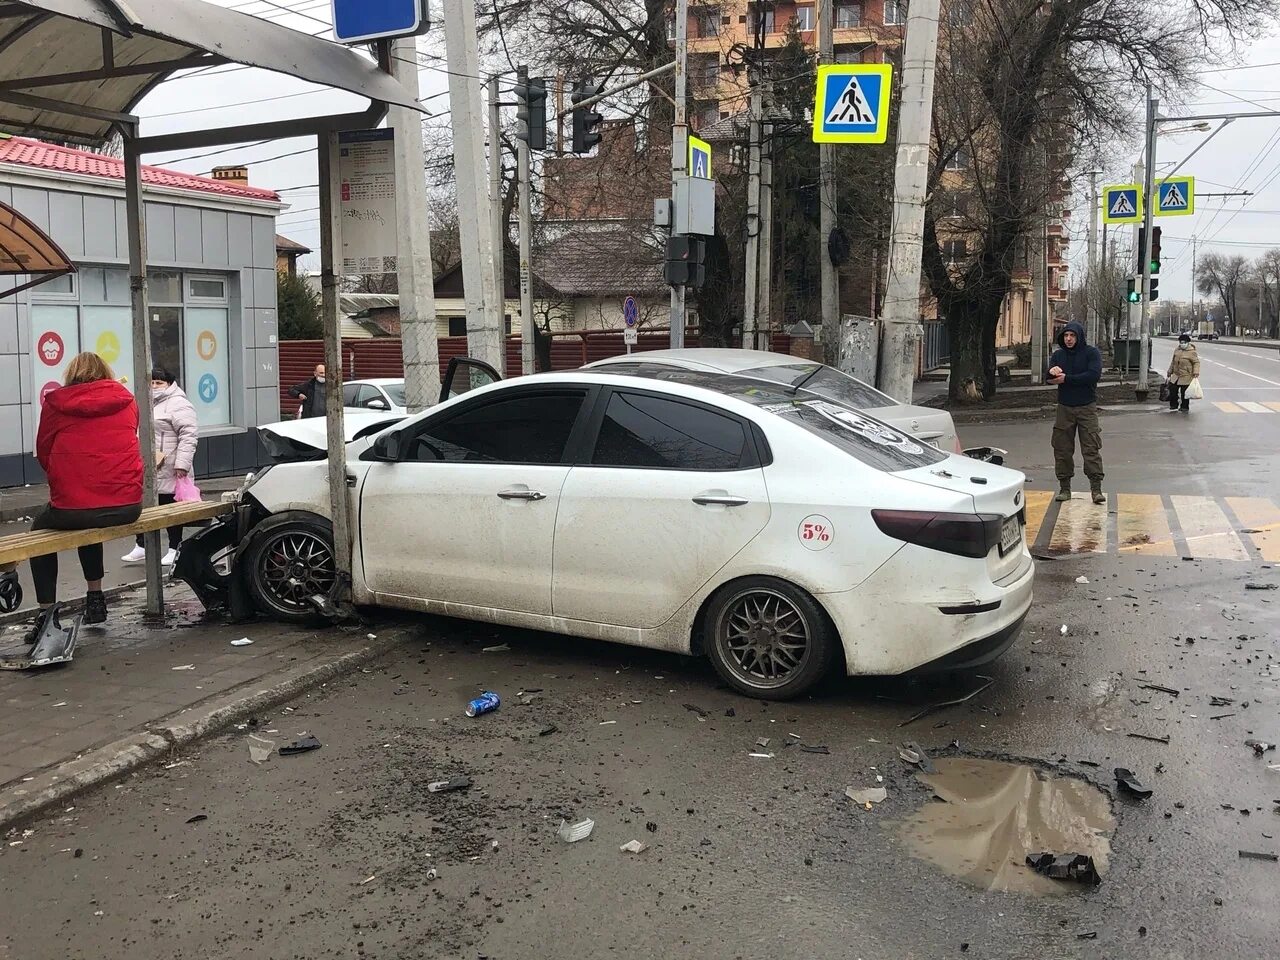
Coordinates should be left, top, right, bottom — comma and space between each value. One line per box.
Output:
738, 363, 896, 410
619, 370, 946, 472
383, 383, 406, 407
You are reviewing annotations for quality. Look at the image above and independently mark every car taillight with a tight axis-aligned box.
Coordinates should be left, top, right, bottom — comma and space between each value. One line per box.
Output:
872, 510, 1003, 559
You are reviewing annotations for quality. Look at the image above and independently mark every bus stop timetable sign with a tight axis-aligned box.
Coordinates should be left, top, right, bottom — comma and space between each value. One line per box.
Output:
332, 0, 429, 44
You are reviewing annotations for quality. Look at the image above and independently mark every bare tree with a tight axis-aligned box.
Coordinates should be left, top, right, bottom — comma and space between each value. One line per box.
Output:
1253, 248, 1280, 338
1196, 252, 1248, 335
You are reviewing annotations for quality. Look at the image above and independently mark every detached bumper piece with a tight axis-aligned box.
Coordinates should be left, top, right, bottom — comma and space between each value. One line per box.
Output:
0, 603, 80, 671
173, 507, 257, 623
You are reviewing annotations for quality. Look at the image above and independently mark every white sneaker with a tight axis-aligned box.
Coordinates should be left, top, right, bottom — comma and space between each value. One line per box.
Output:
121, 545, 146, 564
161, 549, 178, 567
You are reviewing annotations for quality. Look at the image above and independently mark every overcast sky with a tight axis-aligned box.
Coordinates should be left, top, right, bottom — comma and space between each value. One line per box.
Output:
135, 1, 1280, 307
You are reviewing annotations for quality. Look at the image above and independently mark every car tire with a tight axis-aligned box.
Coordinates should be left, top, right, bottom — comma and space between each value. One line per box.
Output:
703, 577, 840, 700
243, 512, 337, 623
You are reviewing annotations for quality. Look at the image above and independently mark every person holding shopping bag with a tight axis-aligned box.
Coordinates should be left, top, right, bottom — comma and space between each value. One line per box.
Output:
1166, 334, 1202, 412
122, 366, 199, 567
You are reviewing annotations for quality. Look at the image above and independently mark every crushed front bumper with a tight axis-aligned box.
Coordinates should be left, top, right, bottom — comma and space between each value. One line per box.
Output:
172, 502, 258, 621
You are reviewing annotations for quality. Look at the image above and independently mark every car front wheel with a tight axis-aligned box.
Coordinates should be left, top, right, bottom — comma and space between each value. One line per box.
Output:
704, 577, 840, 700
243, 513, 336, 622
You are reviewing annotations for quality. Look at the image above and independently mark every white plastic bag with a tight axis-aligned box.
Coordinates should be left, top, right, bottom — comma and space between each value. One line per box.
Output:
1187, 376, 1204, 401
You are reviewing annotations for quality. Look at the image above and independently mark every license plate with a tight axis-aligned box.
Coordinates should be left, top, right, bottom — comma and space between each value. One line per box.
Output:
999, 517, 1022, 557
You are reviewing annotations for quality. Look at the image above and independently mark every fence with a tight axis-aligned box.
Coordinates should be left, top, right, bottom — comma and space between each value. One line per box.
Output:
920, 321, 950, 373
278, 329, 795, 414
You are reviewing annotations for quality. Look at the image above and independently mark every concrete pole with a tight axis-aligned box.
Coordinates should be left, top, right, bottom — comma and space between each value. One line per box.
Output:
1086, 170, 1099, 345
489, 76, 506, 332
1138, 85, 1157, 398
1030, 205, 1044, 384
669, 0, 689, 347
743, 82, 762, 351
517, 74, 535, 376
877, 0, 941, 403
123, 135, 162, 617
1129, 160, 1143, 342
318, 132, 352, 592
390, 36, 441, 414
817, 0, 839, 362
759, 118, 774, 344
1191, 235, 1198, 326
442, 0, 504, 372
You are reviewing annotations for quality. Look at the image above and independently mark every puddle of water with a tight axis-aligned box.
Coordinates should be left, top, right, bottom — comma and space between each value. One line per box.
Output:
893, 757, 1114, 895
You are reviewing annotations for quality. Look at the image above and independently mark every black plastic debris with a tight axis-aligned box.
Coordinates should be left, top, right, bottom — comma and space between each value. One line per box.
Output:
645, 821, 658, 833
279, 735, 322, 757
427, 777, 472, 794
1115, 767, 1154, 799
1139, 683, 1179, 697
1246, 739, 1276, 755
1238, 850, 1279, 862
1076, 931, 1098, 941
682, 703, 709, 718
1245, 582, 1278, 591
899, 741, 938, 773
1127, 733, 1171, 745
538, 724, 558, 737
185, 814, 208, 824
1025, 852, 1102, 886
73, 849, 83, 858
724, 708, 736, 718
800, 744, 830, 755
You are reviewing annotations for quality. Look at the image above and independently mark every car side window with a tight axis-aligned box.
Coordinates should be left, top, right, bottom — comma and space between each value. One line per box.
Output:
405, 390, 586, 464
591, 391, 749, 470
342, 384, 360, 406
357, 386, 383, 407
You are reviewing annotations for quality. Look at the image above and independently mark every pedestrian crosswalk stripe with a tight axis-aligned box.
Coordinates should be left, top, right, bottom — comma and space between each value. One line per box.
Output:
1267, 402, 1280, 412
1117, 494, 1176, 556
1239, 401, 1271, 413
1225, 497, 1280, 562
1023, 489, 1053, 546
1171, 495, 1251, 562
1048, 497, 1107, 554
1213, 401, 1246, 413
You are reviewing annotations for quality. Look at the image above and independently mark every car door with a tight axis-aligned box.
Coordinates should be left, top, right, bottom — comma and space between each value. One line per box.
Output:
359, 384, 593, 616
552, 388, 771, 629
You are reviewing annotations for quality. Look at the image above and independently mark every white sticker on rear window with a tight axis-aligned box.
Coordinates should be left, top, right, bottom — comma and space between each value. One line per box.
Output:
803, 400, 926, 455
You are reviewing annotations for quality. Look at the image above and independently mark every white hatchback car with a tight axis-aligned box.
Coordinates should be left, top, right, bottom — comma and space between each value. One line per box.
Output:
191, 369, 1033, 700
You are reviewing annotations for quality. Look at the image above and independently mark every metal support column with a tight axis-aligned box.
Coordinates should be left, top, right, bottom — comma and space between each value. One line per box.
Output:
1086, 169, 1099, 345
668, 0, 689, 347
1138, 87, 1157, 398
517, 76, 535, 376
818, 0, 839, 361
743, 82, 762, 351
489, 76, 506, 325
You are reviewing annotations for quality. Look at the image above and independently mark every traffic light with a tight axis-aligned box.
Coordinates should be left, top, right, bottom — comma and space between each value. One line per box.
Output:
513, 70, 547, 151
1150, 226, 1161, 301
664, 235, 706, 288
571, 80, 604, 154
1127, 278, 1140, 304
1136, 225, 1163, 275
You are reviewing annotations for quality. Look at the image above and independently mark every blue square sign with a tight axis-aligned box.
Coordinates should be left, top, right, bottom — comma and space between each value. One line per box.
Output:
813, 65, 893, 144
332, 0, 428, 44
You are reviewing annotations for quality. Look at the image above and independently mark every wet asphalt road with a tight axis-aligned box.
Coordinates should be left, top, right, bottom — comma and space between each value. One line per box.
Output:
1, 345, 1278, 960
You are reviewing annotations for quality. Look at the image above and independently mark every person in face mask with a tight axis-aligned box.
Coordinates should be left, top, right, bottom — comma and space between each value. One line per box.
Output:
289, 363, 327, 419
121, 366, 199, 567
1166, 334, 1201, 412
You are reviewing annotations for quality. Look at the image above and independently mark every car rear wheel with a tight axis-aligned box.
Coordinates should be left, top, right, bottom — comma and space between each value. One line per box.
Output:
243, 513, 336, 622
704, 577, 839, 700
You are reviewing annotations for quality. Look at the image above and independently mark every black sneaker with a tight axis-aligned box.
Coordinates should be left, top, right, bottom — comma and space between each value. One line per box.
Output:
84, 591, 107, 625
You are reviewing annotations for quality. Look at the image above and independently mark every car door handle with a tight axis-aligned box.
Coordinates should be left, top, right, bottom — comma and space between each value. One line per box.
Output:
693, 494, 750, 507
498, 488, 546, 502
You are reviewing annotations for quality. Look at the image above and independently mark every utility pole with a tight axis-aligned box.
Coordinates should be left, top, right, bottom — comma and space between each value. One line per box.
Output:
1030, 205, 1045, 384
489, 76, 506, 337
759, 114, 774, 345
390, 36, 440, 414
1191, 234, 1198, 326
1128, 159, 1143, 341
668, 0, 689, 346
877, 0, 941, 403
442, 0, 504, 372
817, 0, 839, 360
1137, 84, 1157, 398
516, 66, 535, 376
1086, 169, 1100, 345
743, 81, 762, 351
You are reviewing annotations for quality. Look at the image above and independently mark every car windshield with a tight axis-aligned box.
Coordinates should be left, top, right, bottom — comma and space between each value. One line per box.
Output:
629, 370, 946, 472
738, 363, 896, 410
382, 383, 407, 408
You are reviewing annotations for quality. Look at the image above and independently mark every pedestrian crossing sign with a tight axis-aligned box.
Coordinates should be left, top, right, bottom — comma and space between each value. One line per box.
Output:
1156, 176, 1194, 217
812, 64, 893, 144
1102, 183, 1143, 224
689, 135, 712, 179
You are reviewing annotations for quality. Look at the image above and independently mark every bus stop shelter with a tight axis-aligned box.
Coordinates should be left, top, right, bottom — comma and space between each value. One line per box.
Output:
0, 0, 420, 614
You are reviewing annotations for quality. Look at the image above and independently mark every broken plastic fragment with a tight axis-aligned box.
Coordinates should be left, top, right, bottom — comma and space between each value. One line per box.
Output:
279, 735, 322, 757
427, 777, 473, 794
231, 638, 253, 647
619, 840, 648, 854
172, 664, 195, 671
1075, 576, 1090, 584
557, 818, 595, 843
845, 786, 887, 805
247, 735, 274, 765
482, 643, 510, 652
1114, 767, 1153, 799
1060, 624, 1069, 635
1025, 852, 1102, 886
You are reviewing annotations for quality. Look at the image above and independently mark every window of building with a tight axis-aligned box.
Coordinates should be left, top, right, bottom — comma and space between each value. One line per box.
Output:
793, 6, 815, 30
187, 276, 227, 301
448, 317, 467, 337
696, 102, 721, 128
836, 3, 863, 27
591, 392, 749, 471
751, 8, 775, 33
407, 391, 587, 464
834, 46, 863, 63
696, 11, 720, 36
942, 239, 967, 264
883, 0, 906, 25
941, 191, 970, 219
945, 146, 971, 170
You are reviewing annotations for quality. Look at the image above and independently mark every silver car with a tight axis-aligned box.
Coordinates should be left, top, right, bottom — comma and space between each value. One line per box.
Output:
587, 349, 966, 454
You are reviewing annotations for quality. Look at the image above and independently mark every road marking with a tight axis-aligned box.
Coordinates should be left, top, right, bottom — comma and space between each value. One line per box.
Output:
1203, 359, 1280, 387
1117, 494, 1176, 556
1171, 495, 1250, 561
1267, 402, 1280, 412
1023, 489, 1052, 546
1239, 401, 1272, 413
1049, 497, 1107, 554
1213, 401, 1245, 413
1225, 497, 1280, 562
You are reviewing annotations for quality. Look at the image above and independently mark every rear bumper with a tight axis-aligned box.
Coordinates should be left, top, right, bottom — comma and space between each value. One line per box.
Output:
912, 611, 1027, 673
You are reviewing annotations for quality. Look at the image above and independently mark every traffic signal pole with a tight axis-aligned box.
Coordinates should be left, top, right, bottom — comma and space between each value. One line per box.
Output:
669, 0, 689, 347
1137, 83, 1157, 399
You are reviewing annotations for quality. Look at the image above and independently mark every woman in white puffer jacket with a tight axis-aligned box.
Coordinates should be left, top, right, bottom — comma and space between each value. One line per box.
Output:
122, 366, 199, 567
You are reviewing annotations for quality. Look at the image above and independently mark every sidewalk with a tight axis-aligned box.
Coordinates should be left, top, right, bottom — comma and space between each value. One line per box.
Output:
0, 582, 412, 829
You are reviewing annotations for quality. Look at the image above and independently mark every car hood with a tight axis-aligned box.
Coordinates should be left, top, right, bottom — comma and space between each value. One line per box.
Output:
258, 412, 405, 461
896, 456, 1027, 517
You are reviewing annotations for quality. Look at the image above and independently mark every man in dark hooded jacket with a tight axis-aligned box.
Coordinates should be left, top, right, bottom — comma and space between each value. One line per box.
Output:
1047, 320, 1105, 504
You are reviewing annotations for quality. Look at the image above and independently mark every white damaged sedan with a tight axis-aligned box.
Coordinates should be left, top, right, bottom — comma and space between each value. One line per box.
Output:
190, 368, 1033, 700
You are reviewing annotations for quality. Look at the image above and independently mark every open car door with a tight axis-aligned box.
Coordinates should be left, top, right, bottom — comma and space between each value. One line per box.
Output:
440, 357, 502, 403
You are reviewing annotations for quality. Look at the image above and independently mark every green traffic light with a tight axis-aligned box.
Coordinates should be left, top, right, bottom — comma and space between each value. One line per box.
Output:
1150, 260, 1160, 274
1128, 290, 1141, 303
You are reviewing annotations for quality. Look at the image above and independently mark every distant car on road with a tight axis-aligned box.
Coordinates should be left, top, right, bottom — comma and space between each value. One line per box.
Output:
187, 361, 1033, 700
587, 349, 969, 455
1197, 332, 1219, 341
342, 378, 407, 415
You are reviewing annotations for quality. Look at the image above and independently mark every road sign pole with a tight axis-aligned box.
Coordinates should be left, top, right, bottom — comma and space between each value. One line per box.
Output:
1138, 85, 1158, 399
518, 109, 535, 376
668, 0, 689, 348
1086, 170, 1100, 346
877, 0, 940, 403
743, 81, 762, 352
818, 0, 839, 363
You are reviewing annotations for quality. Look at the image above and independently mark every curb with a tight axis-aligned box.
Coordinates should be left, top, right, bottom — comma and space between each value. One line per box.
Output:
0, 626, 410, 832
0, 580, 146, 626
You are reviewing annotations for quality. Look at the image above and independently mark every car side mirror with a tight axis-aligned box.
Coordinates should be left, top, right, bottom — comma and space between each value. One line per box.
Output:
369, 431, 402, 462
366, 398, 389, 410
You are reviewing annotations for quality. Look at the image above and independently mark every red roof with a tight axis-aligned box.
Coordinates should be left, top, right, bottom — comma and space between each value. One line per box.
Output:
0, 137, 281, 203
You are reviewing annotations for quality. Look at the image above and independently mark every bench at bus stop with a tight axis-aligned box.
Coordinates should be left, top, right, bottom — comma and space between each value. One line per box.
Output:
0, 500, 234, 613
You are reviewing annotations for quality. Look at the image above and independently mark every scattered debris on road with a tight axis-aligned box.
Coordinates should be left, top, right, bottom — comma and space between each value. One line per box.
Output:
230, 638, 253, 647
748, 752, 775, 759
1025, 852, 1103, 886
898, 742, 937, 773
247, 735, 274, 765
619, 840, 648, 854
465, 691, 501, 717
538, 724, 558, 737
1075, 576, 1090, 584
171, 664, 195, 671
557, 818, 594, 843
427, 777, 472, 794
682, 703, 709, 719
800, 744, 830, 755
1245, 583, 1277, 591
1139, 683, 1180, 696
278, 735, 322, 757
1238, 850, 1278, 862
900, 676, 995, 727
1246, 739, 1276, 755
184, 814, 208, 824
482, 643, 510, 652
1114, 767, 1153, 799
845, 786, 887, 806
1127, 732, 1170, 745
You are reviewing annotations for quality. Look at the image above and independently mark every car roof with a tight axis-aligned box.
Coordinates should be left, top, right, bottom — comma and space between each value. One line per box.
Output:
349, 378, 403, 387
587, 348, 805, 374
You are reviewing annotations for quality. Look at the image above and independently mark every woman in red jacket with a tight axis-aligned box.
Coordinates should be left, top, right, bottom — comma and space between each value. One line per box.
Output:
28, 352, 143, 634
